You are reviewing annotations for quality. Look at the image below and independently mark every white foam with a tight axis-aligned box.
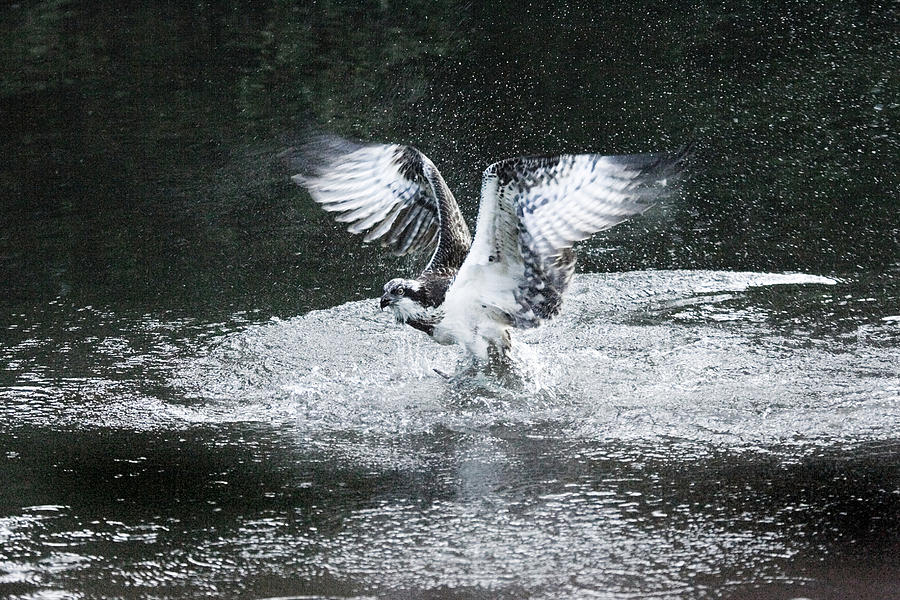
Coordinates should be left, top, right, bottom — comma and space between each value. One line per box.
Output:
167, 270, 898, 448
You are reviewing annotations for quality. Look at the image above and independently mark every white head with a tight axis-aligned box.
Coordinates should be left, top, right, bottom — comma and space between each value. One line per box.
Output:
379, 278, 426, 323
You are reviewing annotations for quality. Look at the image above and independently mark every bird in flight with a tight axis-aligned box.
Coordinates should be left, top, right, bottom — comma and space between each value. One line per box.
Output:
285, 134, 689, 363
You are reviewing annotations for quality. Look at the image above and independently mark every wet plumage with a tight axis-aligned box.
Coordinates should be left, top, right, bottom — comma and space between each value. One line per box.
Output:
283, 134, 689, 360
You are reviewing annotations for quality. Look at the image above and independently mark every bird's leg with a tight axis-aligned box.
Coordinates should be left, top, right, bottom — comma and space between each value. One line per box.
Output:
483, 331, 518, 382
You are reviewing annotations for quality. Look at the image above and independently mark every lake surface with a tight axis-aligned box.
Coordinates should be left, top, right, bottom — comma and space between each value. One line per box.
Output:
1, 1, 898, 599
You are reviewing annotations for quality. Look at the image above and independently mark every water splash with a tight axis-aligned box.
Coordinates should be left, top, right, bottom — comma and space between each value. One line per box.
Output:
167, 270, 897, 449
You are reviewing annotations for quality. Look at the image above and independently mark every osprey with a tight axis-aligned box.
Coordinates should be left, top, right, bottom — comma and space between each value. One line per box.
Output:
285, 135, 688, 361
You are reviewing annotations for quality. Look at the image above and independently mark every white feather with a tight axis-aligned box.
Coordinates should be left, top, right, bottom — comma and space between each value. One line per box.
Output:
291, 135, 686, 359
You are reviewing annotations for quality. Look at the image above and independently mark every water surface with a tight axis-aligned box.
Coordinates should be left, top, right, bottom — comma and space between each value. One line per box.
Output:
1, 1, 898, 599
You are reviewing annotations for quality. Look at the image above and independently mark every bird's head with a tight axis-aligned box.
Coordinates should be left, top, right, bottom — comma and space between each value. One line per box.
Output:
380, 278, 425, 322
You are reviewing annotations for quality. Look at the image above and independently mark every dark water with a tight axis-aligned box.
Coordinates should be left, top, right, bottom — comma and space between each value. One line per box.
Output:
1, 1, 899, 598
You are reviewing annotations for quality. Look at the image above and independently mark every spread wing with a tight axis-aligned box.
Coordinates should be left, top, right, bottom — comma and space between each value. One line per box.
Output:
283, 135, 472, 272
445, 148, 690, 329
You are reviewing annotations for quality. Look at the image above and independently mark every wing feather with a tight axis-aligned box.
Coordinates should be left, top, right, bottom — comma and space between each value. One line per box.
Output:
283, 135, 471, 266
445, 146, 690, 329
395, 203, 429, 254
362, 203, 405, 242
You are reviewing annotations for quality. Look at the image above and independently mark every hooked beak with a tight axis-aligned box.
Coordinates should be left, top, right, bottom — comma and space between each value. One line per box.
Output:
380, 293, 391, 310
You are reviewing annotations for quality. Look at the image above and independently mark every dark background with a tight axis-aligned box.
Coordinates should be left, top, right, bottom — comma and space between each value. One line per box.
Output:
2, 0, 897, 319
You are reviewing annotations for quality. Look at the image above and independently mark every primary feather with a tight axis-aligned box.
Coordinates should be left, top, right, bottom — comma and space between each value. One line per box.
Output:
283, 135, 471, 271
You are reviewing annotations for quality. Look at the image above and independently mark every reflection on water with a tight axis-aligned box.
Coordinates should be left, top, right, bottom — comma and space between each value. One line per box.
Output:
1, 270, 898, 598
1, 430, 898, 599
